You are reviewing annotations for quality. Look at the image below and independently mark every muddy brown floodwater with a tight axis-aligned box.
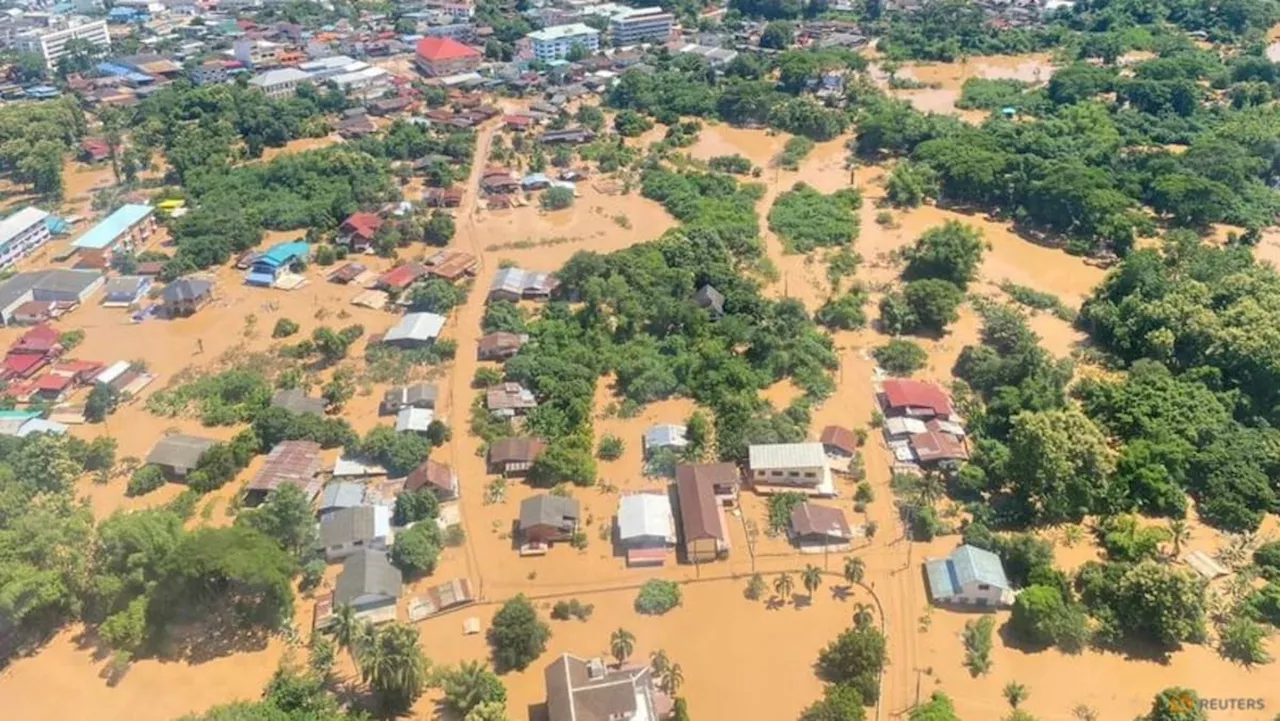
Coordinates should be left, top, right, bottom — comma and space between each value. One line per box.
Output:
1, 98, 1277, 721
870, 54, 1056, 122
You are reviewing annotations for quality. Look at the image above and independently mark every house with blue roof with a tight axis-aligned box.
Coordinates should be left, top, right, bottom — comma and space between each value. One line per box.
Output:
71, 204, 156, 254
247, 241, 310, 286
925, 544, 1014, 608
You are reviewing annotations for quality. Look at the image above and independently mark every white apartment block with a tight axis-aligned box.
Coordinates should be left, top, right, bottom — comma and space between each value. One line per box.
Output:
234, 38, 282, 68
248, 67, 310, 99
609, 6, 674, 45
748, 442, 835, 496
16, 19, 110, 68
0, 207, 51, 270
422, 0, 474, 20
528, 22, 599, 61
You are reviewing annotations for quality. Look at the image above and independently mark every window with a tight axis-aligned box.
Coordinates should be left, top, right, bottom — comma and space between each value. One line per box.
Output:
803, 471, 816, 478
977, 583, 990, 591
771, 470, 783, 477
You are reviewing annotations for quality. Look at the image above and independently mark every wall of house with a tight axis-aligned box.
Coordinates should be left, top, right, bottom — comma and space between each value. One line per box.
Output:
752, 464, 824, 486
948, 583, 1005, 607
685, 537, 719, 563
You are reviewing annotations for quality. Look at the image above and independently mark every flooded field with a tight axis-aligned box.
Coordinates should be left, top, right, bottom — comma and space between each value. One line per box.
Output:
0, 88, 1275, 721
871, 53, 1056, 121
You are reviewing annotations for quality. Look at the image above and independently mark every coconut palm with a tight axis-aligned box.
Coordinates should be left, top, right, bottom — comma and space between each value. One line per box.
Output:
774, 572, 794, 602
441, 660, 503, 715
802, 564, 823, 600
865, 520, 879, 540
1003, 681, 1028, 709
610, 628, 636, 667
359, 623, 429, 712
330, 604, 361, 664
843, 556, 865, 585
852, 603, 875, 629
649, 649, 670, 677
660, 662, 684, 696
1167, 519, 1191, 559
915, 470, 946, 508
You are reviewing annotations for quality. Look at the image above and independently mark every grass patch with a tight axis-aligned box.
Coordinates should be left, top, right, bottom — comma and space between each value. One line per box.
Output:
999, 281, 1078, 322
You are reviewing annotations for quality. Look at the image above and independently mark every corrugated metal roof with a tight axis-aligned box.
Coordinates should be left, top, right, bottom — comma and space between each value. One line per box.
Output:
748, 442, 827, 470
384, 312, 445, 343
321, 481, 365, 510
71, 204, 153, 250
617, 493, 673, 541
950, 545, 1010, 590
395, 406, 435, 432
925, 558, 956, 599
0, 207, 49, 247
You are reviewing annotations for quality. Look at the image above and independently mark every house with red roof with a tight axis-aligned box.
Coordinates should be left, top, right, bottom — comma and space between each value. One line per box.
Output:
375, 263, 428, 293
878, 379, 955, 420
32, 372, 74, 401
414, 36, 482, 77
337, 212, 384, 252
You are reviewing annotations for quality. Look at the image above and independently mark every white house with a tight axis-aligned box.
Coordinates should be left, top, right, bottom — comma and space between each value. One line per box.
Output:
642, 423, 687, 458
616, 493, 675, 566
0, 207, 50, 269
747, 442, 834, 496
925, 544, 1015, 608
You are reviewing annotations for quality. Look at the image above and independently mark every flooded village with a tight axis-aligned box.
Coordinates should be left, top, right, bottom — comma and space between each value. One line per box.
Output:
1, 2, 1280, 721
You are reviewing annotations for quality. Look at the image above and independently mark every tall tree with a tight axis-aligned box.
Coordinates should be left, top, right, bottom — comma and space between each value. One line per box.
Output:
843, 556, 865, 585
610, 628, 636, 667
775, 572, 795, 602
802, 564, 823, 600
359, 623, 429, 713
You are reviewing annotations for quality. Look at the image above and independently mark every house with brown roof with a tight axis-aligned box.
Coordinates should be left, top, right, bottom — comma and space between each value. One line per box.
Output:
487, 437, 546, 476
674, 462, 740, 507
819, 425, 858, 458
245, 440, 324, 505
404, 458, 458, 500
790, 503, 856, 552
676, 465, 730, 564
477, 331, 526, 361
908, 420, 969, 467
422, 187, 465, 208
879, 378, 955, 420
519, 494, 580, 550
486, 382, 537, 417
338, 212, 384, 252
424, 249, 478, 282
544, 654, 672, 721
328, 262, 368, 284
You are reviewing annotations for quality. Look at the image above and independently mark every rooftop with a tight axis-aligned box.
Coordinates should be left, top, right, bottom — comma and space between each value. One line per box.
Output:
0, 207, 50, 247
247, 440, 323, 498
416, 36, 481, 61
529, 23, 599, 42
70, 204, 152, 250
334, 549, 401, 605
249, 67, 311, 87
146, 434, 216, 470
617, 493, 674, 541
748, 442, 827, 470
384, 312, 446, 344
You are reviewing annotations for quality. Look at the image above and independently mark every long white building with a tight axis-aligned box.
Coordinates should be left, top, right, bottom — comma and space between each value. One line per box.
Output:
609, 6, 674, 45
16, 19, 110, 68
0, 207, 51, 270
528, 23, 600, 61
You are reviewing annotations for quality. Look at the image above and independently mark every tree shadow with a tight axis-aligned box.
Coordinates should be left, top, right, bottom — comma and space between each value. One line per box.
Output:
831, 585, 852, 602
765, 596, 786, 611
795, 595, 814, 609
153, 615, 271, 664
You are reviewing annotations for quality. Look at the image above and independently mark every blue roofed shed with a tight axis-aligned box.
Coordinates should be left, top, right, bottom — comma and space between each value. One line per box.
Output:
72, 204, 155, 251
925, 544, 1013, 608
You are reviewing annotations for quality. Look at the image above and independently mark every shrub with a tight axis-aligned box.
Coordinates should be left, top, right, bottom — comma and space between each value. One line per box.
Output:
596, 434, 625, 460
550, 599, 594, 621
872, 339, 928, 376
313, 244, 337, 266
541, 187, 575, 211
816, 289, 868, 330
488, 595, 551, 672
473, 367, 504, 388
126, 464, 166, 496
962, 615, 995, 676
272, 318, 300, 338
768, 491, 807, 532
394, 487, 441, 526
708, 154, 753, 174
390, 522, 443, 577
635, 579, 682, 615
768, 183, 862, 253
745, 573, 767, 600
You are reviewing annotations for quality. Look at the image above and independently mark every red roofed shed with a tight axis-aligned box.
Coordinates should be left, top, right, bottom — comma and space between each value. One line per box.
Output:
338, 212, 384, 251
376, 263, 428, 292
12, 325, 61, 355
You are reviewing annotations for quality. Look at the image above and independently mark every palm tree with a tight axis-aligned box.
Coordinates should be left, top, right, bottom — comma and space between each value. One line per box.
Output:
330, 604, 361, 665
852, 603, 874, 629
774, 572, 794, 602
1167, 519, 1191, 559
1072, 704, 1098, 721
660, 662, 684, 696
360, 623, 429, 712
610, 628, 636, 667
843, 556, 866, 585
1003, 681, 1028, 709
915, 470, 946, 508
442, 660, 499, 715
865, 520, 879, 541
802, 564, 823, 600
649, 649, 670, 677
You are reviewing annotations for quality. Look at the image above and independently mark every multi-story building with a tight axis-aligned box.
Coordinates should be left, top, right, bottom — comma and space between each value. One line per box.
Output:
0, 207, 51, 270
16, 19, 110, 68
528, 23, 599, 61
233, 38, 283, 68
189, 58, 244, 85
414, 36, 482, 77
248, 67, 310, 99
422, 0, 474, 20
609, 6, 674, 45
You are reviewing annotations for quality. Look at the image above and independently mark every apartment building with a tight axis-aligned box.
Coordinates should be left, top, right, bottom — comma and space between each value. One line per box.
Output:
528, 23, 599, 61
16, 19, 110, 67
422, 0, 474, 20
609, 6, 674, 45
233, 38, 283, 68
0, 207, 51, 270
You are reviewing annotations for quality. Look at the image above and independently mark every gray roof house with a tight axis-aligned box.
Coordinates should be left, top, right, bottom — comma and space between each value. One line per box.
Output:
272, 387, 327, 416
925, 544, 1014, 608
320, 505, 394, 562
642, 424, 687, 458
0, 269, 105, 323
161, 277, 214, 316
519, 494, 581, 546
101, 275, 151, 307
319, 481, 366, 517
334, 549, 402, 616
486, 382, 537, 417
545, 654, 671, 721
380, 383, 437, 415
145, 434, 217, 479
694, 284, 725, 317
396, 407, 435, 433
488, 267, 555, 302
383, 312, 446, 347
